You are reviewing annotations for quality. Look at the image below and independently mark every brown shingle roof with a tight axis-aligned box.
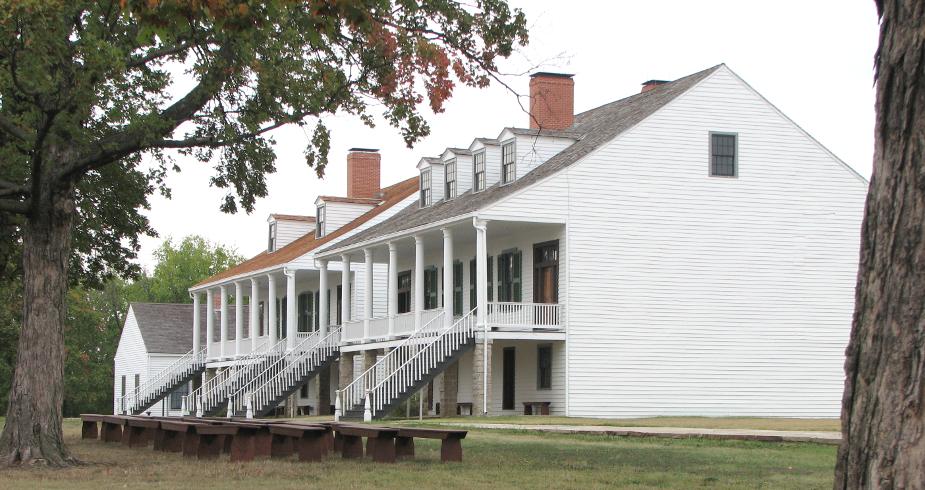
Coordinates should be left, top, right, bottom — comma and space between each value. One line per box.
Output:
270, 214, 316, 222
193, 176, 418, 288
316, 195, 383, 205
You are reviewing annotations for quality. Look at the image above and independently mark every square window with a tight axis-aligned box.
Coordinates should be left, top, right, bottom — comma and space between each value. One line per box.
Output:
710, 133, 737, 177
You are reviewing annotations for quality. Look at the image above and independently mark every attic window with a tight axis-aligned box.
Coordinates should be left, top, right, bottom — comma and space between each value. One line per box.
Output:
268, 222, 277, 252
315, 205, 325, 238
710, 133, 737, 177
420, 168, 432, 207
445, 158, 457, 199
501, 141, 516, 184
473, 151, 486, 192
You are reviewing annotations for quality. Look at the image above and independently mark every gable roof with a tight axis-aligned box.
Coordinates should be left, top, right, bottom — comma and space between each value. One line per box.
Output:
193, 176, 419, 288
270, 214, 315, 223
131, 303, 206, 354
320, 64, 723, 253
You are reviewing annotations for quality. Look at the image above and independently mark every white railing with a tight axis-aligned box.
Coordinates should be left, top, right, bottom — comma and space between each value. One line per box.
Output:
230, 327, 341, 417
117, 346, 207, 415
183, 337, 287, 415
343, 319, 364, 342
362, 308, 478, 418
368, 316, 389, 339
487, 302, 562, 329
392, 312, 416, 336
336, 310, 448, 417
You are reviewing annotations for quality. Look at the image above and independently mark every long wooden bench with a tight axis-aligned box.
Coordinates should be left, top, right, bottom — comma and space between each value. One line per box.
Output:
268, 424, 330, 462
100, 415, 131, 443
79, 414, 105, 440
125, 417, 160, 448
522, 401, 551, 415
395, 427, 468, 462
159, 420, 196, 454
334, 425, 399, 463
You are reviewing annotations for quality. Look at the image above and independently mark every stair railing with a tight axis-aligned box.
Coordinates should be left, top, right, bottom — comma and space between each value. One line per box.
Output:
365, 308, 477, 417
120, 345, 207, 414
229, 327, 341, 417
336, 310, 447, 418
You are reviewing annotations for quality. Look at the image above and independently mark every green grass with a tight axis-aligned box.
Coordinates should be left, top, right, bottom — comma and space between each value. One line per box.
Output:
390, 416, 841, 432
0, 418, 837, 489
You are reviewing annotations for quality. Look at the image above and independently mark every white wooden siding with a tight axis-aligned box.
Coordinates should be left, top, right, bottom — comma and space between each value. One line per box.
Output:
113, 308, 147, 414
483, 65, 866, 418
487, 340, 566, 416
274, 219, 314, 249
323, 202, 375, 235
147, 354, 186, 416
514, 134, 575, 179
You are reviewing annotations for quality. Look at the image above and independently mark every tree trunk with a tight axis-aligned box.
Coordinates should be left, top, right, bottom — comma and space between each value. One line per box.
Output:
834, 1, 925, 487
0, 178, 77, 466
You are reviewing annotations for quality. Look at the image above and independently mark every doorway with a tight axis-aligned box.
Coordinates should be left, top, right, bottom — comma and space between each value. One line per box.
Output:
502, 347, 515, 410
533, 240, 559, 304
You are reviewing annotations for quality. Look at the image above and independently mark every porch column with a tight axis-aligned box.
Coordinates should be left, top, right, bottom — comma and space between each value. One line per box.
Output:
414, 235, 424, 330
249, 278, 259, 352
219, 285, 228, 359
285, 268, 297, 351
340, 254, 351, 342
205, 288, 214, 359
474, 218, 489, 415
387, 242, 398, 336
234, 282, 243, 356
192, 292, 201, 354
442, 228, 454, 327
319, 260, 329, 336
363, 248, 373, 339
268, 273, 278, 346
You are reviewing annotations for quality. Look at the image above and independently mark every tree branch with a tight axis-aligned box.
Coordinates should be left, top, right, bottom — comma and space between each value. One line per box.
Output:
126, 41, 198, 69
0, 114, 32, 141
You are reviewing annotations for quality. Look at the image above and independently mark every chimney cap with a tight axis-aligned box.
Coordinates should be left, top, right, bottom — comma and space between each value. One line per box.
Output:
348, 147, 379, 152
641, 80, 670, 87
530, 72, 574, 79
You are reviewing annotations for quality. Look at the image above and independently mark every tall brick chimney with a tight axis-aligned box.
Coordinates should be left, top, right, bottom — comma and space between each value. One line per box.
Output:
346, 148, 381, 199
529, 72, 574, 130
641, 80, 669, 93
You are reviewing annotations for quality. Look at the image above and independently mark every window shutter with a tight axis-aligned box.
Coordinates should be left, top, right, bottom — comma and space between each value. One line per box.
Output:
469, 259, 476, 311
513, 250, 522, 302
487, 256, 493, 302
314, 291, 320, 330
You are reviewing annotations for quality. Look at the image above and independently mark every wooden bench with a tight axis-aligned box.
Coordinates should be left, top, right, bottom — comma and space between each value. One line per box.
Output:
394, 427, 468, 462
159, 420, 196, 454
79, 414, 105, 440
334, 424, 399, 463
268, 424, 330, 462
522, 401, 551, 415
192, 423, 239, 460
125, 417, 160, 448
100, 415, 130, 443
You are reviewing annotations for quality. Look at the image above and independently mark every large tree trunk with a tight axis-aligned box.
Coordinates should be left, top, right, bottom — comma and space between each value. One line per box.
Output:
834, 1, 925, 487
0, 178, 77, 466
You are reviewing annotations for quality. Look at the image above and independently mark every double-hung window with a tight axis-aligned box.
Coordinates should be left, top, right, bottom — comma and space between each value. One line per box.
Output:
297, 292, 313, 333
497, 249, 522, 302
710, 133, 737, 177
397, 271, 412, 314
424, 266, 439, 310
501, 141, 516, 184
420, 168, 432, 206
473, 151, 486, 192
267, 222, 277, 252
453, 261, 463, 316
537, 345, 552, 390
315, 205, 325, 237
445, 159, 457, 199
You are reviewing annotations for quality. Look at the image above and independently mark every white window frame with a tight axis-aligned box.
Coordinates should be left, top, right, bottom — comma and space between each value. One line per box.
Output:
445, 158, 457, 199
420, 168, 432, 207
501, 140, 516, 184
709, 132, 738, 178
315, 205, 325, 238
473, 150, 486, 192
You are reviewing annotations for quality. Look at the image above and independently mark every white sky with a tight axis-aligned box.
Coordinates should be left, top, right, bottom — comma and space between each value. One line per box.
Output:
136, 0, 880, 270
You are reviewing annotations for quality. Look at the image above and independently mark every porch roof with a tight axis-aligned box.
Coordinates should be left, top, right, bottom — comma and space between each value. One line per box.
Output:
317, 64, 722, 255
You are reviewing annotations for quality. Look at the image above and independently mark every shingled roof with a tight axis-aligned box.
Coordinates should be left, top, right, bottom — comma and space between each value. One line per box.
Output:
131, 303, 251, 354
193, 176, 419, 288
319, 64, 723, 253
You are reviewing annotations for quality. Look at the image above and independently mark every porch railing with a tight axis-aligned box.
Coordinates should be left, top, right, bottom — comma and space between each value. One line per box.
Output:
487, 302, 562, 329
117, 346, 207, 415
368, 316, 390, 339
342, 319, 364, 342
336, 310, 446, 417
342, 309, 446, 342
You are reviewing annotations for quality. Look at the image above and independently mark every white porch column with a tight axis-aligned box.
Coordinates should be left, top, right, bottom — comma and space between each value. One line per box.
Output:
285, 268, 297, 350
192, 292, 201, 354
340, 254, 351, 342
205, 288, 214, 359
219, 285, 228, 359
387, 242, 398, 336
414, 235, 424, 330
234, 282, 243, 356
319, 260, 329, 336
267, 274, 278, 346
442, 228, 454, 327
474, 218, 489, 415
249, 278, 259, 352
363, 248, 373, 339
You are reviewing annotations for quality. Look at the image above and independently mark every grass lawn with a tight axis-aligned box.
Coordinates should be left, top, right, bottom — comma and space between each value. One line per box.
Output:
0, 418, 836, 489
400, 416, 841, 432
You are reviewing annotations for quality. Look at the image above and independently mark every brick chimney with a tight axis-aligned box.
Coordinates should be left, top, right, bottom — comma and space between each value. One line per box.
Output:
529, 72, 574, 130
641, 80, 669, 93
346, 148, 381, 199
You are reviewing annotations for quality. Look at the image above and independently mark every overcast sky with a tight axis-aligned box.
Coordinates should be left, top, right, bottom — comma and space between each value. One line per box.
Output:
136, 0, 880, 270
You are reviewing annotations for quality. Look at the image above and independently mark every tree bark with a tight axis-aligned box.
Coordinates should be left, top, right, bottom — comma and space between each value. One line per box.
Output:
0, 173, 77, 466
835, 1, 925, 487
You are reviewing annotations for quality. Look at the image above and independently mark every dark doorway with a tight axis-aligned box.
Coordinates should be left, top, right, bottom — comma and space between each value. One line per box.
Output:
533, 240, 559, 304
502, 347, 515, 410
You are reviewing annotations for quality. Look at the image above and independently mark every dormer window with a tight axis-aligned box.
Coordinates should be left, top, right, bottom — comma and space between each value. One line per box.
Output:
268, 222, 277, 252
501, 141, 516, 184
473, 151, 486, 192
445, 159, 457, 199
315, 205, 325, 238
420, 168, 432, 206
